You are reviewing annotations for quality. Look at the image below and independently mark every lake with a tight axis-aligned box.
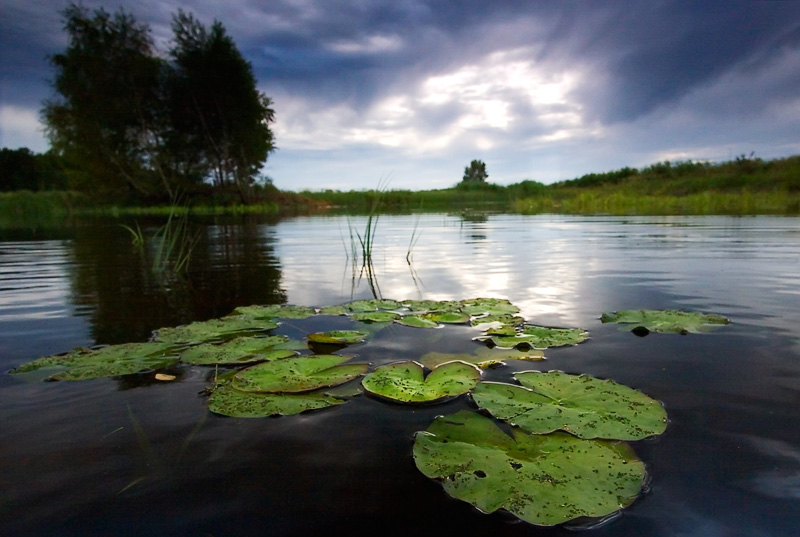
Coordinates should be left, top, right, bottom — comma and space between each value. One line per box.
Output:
1, 213, 799, 536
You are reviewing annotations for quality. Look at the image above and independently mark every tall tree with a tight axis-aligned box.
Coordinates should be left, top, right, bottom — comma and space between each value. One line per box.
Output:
42, 4, 171, 199
462, 160, 489, 183
169, 11, 276, 202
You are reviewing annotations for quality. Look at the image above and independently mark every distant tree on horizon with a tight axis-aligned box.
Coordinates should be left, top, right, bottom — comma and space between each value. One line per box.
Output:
462, 159, 488, 184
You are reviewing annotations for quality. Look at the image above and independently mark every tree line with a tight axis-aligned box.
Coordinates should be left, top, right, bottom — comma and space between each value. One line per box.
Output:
38, 3, 276, 203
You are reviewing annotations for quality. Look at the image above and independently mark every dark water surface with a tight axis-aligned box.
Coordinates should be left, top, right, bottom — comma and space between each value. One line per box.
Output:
1, 213, 799, 536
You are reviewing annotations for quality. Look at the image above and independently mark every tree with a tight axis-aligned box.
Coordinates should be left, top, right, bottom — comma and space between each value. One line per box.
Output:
42, 4, 169, 199
462, 160, 488, 183
41, 4, 276, 203
168, 11, 276, 203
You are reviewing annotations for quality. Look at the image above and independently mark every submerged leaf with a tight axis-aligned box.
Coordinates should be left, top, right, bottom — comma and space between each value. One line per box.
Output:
413, 410, 646, 526
231, 355, 369, 393
10, 342, 179, 381
179, 335, 295, 365
472, 371, 667, 440
600, 309, 729, 334
208, 383, 346, 417
362, 361, 481, 403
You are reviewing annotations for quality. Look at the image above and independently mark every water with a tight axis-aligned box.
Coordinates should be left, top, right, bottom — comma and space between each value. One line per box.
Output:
1, 213, 799, 536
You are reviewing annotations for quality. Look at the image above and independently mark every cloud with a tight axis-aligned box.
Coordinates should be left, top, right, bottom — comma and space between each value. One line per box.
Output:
0, 105, 47, 151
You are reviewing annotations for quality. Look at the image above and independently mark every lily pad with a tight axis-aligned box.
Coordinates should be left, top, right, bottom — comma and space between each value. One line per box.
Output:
351, 311, 401, 323
231, 355, 369, 393
179, 336, 296, 365
344, 299, 400, 312
418, 348, 545, 369
307, 330, 368, 345
396, 315, 440, 329
233, 304, 316, 319
460, 297, 520, 316
479, 325, 588, 349
154, 316, 278, 344
208, 383, 346, 417
472, 371, 667, 440
424, 311, 471, 324
361, 361, 481, 403
318, 305, 348, 316
400, 299, 461, 314
470, 314, 524, 329
413, 410, 646, 526
600, 309, 729, 334
10, 342, 179, 381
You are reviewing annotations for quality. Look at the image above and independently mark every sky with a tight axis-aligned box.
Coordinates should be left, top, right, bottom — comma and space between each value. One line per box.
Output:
1, 0, 800, 191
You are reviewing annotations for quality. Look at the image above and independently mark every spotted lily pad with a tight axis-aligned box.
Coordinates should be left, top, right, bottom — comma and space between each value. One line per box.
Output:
460, 297, 520, 316
413, 410, 646, 526
10, 342, 179, 381
233, 304, 316, 319
307, 330, 368, 345
208, 383, 347, 417
400, 299, 461, 314
470, 314, 525, 329
154, 316, 278, 344
418, 348, 545, 369
231, 355, 369, 393
179, 336, 297, 365
472, 371, 667, 440
344, 299, 400, 312
361, 361, 481, 403
600, 309, 729, 334
478, 325, 588, 349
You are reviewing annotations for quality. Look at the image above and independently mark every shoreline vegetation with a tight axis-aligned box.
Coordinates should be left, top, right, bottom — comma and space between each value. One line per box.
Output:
3, 154, 800, 229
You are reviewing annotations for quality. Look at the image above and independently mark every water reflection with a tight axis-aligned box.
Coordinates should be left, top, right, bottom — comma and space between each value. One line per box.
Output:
67, 216, 285, 344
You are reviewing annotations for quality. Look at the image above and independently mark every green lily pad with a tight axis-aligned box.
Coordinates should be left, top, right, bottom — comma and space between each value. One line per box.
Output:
470, 314, 525, 328
460, 297, 520, 316
10, 342, 179, 381
231, 355, 369, 393
351, 311, 401, 323
424, 311, 471, 324
344, 299, 400, 312
233, 304, 316, 319
400, 299, 461, 314
418, 348, 545, 369
396, 315, 440, 329
208, 383, 346, 417
307, 330, 368, 345
154, 316, 278, 344
318, 305, 348, 316
600, 309, 729, 334
413, 410, 646, 526
479, 325, 588, 349
179, 336, 296, 365
361, 361, 481, 403
472, 371, 668, 440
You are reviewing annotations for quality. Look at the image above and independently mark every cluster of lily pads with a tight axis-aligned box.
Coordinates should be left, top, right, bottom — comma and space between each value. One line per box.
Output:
9, 299, 728, 527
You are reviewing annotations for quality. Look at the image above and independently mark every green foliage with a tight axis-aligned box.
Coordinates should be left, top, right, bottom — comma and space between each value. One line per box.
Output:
9, 342, 179, 381
208, 382, 347, 417
178, 335, 295, 365
231, 355, 368, 393
413, 410, 646, 526
0, 148, 68, 191
362, 361, 481, 403
472, 372, 668, 440
41, 3, 276, 203
462, 159, 489, 183
600, 309, 729, 334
